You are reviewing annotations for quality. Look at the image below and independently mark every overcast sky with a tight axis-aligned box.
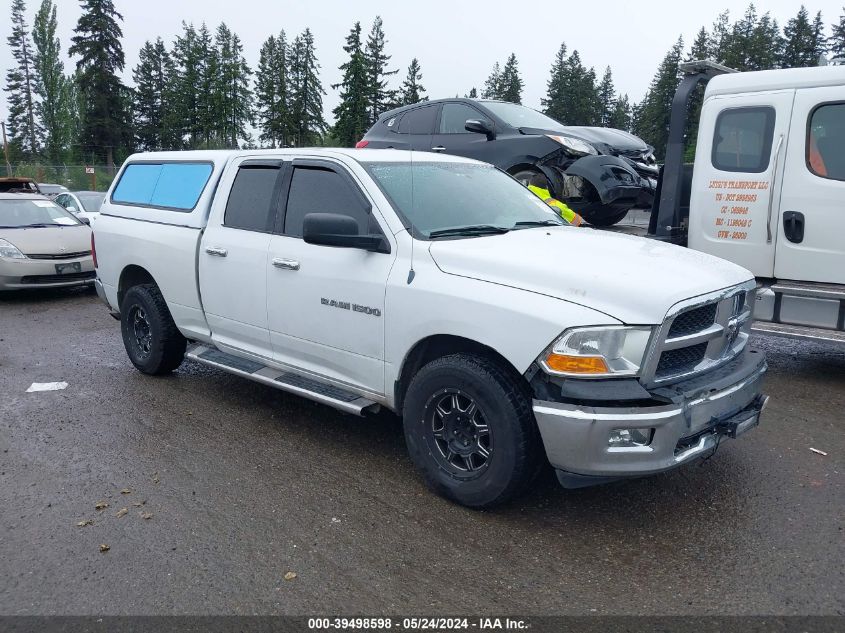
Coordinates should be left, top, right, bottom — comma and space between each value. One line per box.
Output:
3, 0, 845, 126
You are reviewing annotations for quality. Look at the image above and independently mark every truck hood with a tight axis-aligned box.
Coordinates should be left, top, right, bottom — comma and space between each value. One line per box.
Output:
519, 126, 651, 153
427, 227, 752, 325
0, 225, 91, 256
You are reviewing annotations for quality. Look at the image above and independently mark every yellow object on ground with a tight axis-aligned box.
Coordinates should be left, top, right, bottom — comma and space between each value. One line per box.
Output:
527, 184, 584, 226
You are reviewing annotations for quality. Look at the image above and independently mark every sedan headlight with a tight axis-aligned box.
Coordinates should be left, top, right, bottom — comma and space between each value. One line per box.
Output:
0, 238, 26, 259
546, 135, 598, 156
540, 326, 653, 378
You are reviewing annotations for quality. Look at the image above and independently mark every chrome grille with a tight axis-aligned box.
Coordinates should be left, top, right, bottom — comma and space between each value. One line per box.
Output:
641, 282, 756, 386
656, 342, 708, 378
667, 303, 717, 338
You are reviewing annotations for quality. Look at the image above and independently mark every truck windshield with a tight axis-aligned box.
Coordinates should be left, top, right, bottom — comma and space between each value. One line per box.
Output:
0, 198, 82, 227
363, 162, 564, 239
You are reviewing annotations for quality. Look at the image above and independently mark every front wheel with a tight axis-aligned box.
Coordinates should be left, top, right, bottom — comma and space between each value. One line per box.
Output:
120, 284, 186, 375
402, 354, 542, 508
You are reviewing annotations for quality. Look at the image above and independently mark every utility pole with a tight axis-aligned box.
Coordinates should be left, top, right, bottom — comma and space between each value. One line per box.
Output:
1, 122, 12, 176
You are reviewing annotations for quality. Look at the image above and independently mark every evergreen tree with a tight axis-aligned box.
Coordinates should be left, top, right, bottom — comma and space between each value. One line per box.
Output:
782, 6, 825, 68
465, 87, 478, 99
69, 0, 131, 168
288, 28, 327, 146
363, 17, 398, 124
33, 0, 73, 163
255, 31, 290, 148
5, 0, 41, 158
197, 23, 220, 146
563, 51, 601, 125
829, 8, 845, 58
214, 23, 252, 147
710, 10, 731, 61
332, 22, 370, 147
132, 38, 174, 150
633, 36, 683, 160
596, 67, 615, 126
498, 53, 523, 104
170, 22, 201, 147
482, 62, 502, 99
542, 43, 568, 122
400, 58, 426, 105
608, 94, 631, 131
688, 27, 712, 61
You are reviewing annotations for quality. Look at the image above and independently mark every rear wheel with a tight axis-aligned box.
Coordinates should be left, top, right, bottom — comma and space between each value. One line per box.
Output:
120, 284, 186, 375
402, 354, 542, 508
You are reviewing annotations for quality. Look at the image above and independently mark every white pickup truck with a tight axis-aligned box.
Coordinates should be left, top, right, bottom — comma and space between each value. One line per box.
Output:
93, 148, 768, 507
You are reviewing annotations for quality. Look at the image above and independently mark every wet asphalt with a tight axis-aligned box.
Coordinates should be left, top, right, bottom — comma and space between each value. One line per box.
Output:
0, 287, 842, 616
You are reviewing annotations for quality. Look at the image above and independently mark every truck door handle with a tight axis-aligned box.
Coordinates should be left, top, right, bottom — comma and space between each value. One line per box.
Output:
431, 146, 446, 152
272, 257, 300, 271
205, 246, 228, 257
782, 211, 805, 243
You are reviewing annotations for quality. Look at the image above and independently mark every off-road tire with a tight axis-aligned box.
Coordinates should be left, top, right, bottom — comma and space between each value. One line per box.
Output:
403, 353, 543, 508
120, 284, 186, 375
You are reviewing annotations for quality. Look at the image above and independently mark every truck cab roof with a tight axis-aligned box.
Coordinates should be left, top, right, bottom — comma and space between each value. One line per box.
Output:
706, 64, 845, 98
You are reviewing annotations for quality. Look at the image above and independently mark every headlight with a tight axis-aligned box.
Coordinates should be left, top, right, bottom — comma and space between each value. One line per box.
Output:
546, 135, 598, 156
0, 238, 26, 259
540, 326, 653, 378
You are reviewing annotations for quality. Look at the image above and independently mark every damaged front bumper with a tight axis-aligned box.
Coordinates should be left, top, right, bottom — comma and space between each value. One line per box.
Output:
532, 349, 767, 488
540, 153, 656, 222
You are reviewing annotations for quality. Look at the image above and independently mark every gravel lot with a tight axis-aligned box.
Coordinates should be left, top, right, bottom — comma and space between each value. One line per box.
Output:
0, 288, 843, 615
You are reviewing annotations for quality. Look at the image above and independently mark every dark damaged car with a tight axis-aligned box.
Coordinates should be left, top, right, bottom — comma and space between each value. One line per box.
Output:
357, 98, 658, 226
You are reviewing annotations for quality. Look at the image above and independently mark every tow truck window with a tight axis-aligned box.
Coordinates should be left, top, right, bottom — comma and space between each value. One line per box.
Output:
396, 105, 438, 135
712, 107, 775, 173
807, 103, 845, 181
224, 164, 281, 232
439, 103, 491, 134
283, 166, 370, 237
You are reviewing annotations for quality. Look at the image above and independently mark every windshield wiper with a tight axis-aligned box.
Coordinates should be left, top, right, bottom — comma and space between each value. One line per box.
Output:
512, 219, 564, 229
428, 225, 511, 239
18, 223, 52, 228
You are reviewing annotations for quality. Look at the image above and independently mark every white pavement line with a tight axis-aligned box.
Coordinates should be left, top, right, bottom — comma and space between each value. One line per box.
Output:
25, 382, 69, 393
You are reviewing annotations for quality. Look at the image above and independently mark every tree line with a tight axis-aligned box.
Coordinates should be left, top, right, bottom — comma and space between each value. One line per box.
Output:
5, 0, 845, 170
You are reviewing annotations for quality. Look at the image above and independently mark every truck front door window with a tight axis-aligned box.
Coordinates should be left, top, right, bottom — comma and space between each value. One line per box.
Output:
807, 102, 845, 181
283, 167, 371, 237
712, 107, 775, 173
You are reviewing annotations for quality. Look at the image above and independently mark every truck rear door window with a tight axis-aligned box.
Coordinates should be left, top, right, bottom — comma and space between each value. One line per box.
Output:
712, 107, 775, 173
807, 102, 845, 181
224, 164, 282, 232
111, 162, 213, 211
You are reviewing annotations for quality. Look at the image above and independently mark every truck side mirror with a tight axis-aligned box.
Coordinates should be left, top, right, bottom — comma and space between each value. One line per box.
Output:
302, 213, 389, 253
465, 119, 495, 140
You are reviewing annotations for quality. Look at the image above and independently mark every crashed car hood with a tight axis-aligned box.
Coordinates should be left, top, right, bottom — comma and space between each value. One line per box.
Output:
0, 225, 91, 255
520, 126, 651, 153
428, 227, 752, 325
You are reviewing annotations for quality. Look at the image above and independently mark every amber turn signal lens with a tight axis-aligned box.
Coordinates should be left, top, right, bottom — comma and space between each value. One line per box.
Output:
544, 354, 609, 374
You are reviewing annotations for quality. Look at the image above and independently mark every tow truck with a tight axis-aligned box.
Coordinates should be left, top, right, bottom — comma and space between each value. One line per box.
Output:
635, 60, 845, 347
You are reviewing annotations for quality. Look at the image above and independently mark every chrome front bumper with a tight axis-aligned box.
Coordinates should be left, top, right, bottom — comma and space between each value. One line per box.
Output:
533, 351, 767, 484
